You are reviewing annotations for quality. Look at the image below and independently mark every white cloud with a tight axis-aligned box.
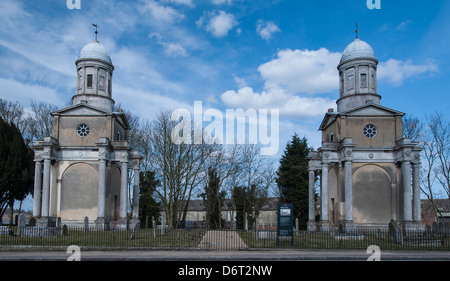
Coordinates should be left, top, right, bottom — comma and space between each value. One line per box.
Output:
141, 0, 185, 24
378, 58, 438, 86
220, 86, 335, 118
151, 33, 188, 57
197, 11, 237, 38
163, 42, 188, 57
0, 77, 65, 106
258, 48, 341, 94
396, 20, 412, 31
163, 0, 194, 7
220, 47, 340, 118
257, 20, 281, 41
210, 0, 233, 5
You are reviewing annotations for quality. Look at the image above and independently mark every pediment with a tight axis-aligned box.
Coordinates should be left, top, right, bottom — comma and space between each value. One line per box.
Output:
319, 103, 404, 130
341, 103, 404, 117
52, 104, 112, 116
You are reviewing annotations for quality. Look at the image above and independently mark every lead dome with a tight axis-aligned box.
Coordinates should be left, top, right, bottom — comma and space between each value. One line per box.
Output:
77, 40, 112, 65
340, 39, 376, 64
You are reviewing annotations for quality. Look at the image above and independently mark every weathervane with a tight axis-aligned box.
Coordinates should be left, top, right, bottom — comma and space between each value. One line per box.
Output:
355, 22, 358, 39
92, 24, 98, 41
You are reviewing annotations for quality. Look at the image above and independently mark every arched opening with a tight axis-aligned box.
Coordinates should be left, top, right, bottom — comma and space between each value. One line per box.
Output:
352, 164, 392, 224
61, 163, 98, 221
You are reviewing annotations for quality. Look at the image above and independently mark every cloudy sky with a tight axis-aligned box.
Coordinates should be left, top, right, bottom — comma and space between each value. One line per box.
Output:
0, 0, 449, 158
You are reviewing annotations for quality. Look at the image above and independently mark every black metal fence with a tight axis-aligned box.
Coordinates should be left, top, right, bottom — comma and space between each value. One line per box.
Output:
1, 225, 449, 251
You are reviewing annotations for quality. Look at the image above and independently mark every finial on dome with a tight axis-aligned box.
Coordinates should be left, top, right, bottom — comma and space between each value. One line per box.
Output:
92, 23, 99, 42
355, 22, 358, 39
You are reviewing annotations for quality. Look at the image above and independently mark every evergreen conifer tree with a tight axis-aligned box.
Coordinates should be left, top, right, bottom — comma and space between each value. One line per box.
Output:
276, 134, 313, 228
0, 117, 34, 220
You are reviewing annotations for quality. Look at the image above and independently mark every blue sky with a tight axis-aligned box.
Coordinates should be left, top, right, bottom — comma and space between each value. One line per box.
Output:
0, 0, 449, 158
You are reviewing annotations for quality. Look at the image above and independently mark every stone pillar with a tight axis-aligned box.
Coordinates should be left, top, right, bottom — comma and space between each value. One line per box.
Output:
307, 169, 317, 231
344, 160, 353, 222
96, 159, 106, 222
402, 161, 412, 223
119, 160, 128, 223
132, 166, 140, 222
40, 158, 51, 218
412, 162, 421, 223
32, 160, 42, 218
320, 162, 329, 229
308, 170, 315, 221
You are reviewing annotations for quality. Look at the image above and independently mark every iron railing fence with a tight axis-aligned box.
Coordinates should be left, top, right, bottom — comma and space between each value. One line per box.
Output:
0, 225, 449, 251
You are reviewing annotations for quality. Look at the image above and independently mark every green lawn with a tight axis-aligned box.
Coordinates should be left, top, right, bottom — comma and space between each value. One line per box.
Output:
1, 226, 449, 251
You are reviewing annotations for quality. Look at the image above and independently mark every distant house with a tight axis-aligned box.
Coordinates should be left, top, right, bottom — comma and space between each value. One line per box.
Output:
421, 199, 450, 225
180, 197, 279, 229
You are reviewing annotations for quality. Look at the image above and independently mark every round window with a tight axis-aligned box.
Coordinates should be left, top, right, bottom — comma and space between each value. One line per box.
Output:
363, 124, 377, 138
76, 123, 90, 137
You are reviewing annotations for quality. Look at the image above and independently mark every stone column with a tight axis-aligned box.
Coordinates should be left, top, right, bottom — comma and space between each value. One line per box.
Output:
344, 160, 353, 222
40, 158, 51, 218
402, 161, 412, 223
96, 159, 106, 222
132, 166, 140, 222
412, 162, 421, 223
320, 163, 329, 223
32, 160, 42, 218
119, 160, 128, 223
308, 170, 315, 222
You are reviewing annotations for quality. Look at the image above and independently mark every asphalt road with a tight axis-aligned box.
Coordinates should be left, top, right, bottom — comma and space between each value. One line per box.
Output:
0, 248, 449, 261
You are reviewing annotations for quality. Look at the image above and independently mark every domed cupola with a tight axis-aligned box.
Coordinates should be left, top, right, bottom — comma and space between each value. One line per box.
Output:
77, 40, 113, 66
336, 32, 380, 112
339, 39, 376, 64
73, 32, 115, 112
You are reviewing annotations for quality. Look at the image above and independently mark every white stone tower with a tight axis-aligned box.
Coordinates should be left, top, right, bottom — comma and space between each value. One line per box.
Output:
307, 32, 423, 232
337, 38, 380, 112
32, 30, 142, 228
73, 40, 115, 111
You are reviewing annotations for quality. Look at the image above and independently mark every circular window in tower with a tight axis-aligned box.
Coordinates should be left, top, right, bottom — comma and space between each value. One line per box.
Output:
363, 124, 377, 138
76, 123, 90, 137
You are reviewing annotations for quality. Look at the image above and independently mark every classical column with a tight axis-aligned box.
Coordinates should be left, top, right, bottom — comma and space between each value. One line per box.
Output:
119, 160, 128, 222
412, 162, 421, 223
321, 162, 329, 222
32, 160, 42, 218
402, 161, 412, 223
344, 160, 353, 222
308, 169, 316, 222
40, 158, 51, 218
96, 159, 106, 221
132, 166, 140, 222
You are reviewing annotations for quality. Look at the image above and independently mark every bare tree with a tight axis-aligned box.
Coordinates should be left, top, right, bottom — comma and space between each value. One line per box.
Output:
428, 113, 450, 200
147, 109, 217, 228
0, 98, 28, 136
227, 144, 276, 229
416, 112, 450, 221
403, 114, 423, 142
25, 101, 58, 144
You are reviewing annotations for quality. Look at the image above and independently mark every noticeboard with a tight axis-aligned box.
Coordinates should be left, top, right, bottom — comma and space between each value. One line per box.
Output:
277, 203, 293, 246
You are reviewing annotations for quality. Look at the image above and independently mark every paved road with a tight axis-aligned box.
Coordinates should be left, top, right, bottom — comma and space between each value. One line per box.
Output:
0, 248, 449, 261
